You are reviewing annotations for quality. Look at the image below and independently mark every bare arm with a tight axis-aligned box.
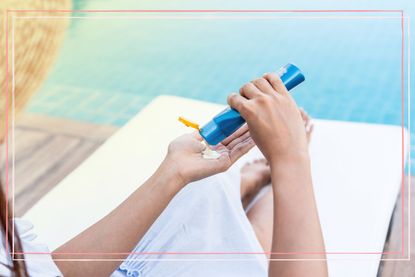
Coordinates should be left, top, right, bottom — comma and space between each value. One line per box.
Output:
53, 130, 254, 277
269, 155, 327, 276
53, 161, 184, 276
228, 73, 328, 277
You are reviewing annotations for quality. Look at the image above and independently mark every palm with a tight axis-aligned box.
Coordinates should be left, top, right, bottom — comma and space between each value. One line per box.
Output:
167, 125, 254, 184
212, 124, 253, 167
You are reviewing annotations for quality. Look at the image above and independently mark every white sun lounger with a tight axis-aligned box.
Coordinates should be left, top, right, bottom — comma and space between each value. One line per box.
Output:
24, 95, 409, 277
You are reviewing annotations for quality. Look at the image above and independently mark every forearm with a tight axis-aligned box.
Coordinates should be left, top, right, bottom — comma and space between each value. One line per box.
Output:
53, 159, 184, 277
268, 155, 327, 277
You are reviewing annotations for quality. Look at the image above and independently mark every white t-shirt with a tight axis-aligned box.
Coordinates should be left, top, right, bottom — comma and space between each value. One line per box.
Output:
0, 218, 62, 276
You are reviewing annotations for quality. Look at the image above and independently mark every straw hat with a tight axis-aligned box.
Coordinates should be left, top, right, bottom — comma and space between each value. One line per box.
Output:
0, 0, 71, 140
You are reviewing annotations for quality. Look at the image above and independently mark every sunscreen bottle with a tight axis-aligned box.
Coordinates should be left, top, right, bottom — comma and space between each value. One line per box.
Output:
199, 63, 305, 145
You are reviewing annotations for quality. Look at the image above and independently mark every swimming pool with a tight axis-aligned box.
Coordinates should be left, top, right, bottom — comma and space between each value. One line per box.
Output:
26, 2, 413, 171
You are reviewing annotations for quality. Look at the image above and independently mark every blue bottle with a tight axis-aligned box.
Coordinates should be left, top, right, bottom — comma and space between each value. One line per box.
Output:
199, 63, 305, 145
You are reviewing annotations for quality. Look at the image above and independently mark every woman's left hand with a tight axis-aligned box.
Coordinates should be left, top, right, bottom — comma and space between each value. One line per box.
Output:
163, 125, 254, 186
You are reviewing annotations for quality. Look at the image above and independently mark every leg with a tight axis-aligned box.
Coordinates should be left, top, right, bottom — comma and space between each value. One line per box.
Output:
240, 159, 271, 209
238, 160, 273, 254
247, 188, 273, 255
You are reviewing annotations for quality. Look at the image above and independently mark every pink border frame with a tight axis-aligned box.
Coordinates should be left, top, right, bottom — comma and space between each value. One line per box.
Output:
3, 9, 407, 258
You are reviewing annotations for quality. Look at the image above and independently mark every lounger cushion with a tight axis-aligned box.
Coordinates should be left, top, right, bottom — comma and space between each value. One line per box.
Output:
24, 95, 409, 277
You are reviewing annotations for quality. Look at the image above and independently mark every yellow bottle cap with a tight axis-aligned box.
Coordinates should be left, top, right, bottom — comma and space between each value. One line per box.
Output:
178, 116, 200, 131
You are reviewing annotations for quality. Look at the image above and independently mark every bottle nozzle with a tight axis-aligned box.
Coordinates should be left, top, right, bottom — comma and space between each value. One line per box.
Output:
178, 116, 200, 131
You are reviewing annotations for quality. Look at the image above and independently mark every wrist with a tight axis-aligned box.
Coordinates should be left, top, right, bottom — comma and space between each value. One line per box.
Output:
269, 153, 314, 199
158, 157, 187, 190
269, 150, 310, 168
269, 151, 311, 180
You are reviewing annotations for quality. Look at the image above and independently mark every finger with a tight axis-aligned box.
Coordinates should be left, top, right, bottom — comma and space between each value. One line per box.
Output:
229, 137, 255, 163
299, 109, 310, 126
299, 108, 309, 120
263, 72, 288, 95
227, 131, 252, 150
185, 132, 206, 152
227, 93, 252, 119
251, 77, 275, 95
299, 107, 305, 117
301, 110, 313, 132
199, 141, 207, 152
221, 124, 249, 146
192, 131, 204, 141
187, 133, 206, 152
307, 124, 314, 143
310, 123, 314, 132
239, 83, 262, 99
307, 122, 314, 134
211, 143, 227, 152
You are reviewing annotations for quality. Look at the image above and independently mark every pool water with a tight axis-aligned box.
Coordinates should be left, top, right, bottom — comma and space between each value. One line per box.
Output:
25, 2, 413, 171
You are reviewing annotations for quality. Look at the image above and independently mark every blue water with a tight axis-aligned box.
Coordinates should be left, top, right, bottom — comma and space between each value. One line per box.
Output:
26, 0, 413, 171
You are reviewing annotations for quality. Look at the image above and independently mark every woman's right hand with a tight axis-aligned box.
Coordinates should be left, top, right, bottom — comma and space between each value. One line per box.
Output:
227, 73, 309, 164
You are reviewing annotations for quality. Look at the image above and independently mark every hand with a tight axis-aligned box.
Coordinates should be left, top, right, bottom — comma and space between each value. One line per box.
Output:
163, 127, 254, 186
227, 73, 308, 164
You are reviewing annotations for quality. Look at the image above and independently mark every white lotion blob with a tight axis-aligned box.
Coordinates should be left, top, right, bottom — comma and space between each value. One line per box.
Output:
201, 141, 221, 159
